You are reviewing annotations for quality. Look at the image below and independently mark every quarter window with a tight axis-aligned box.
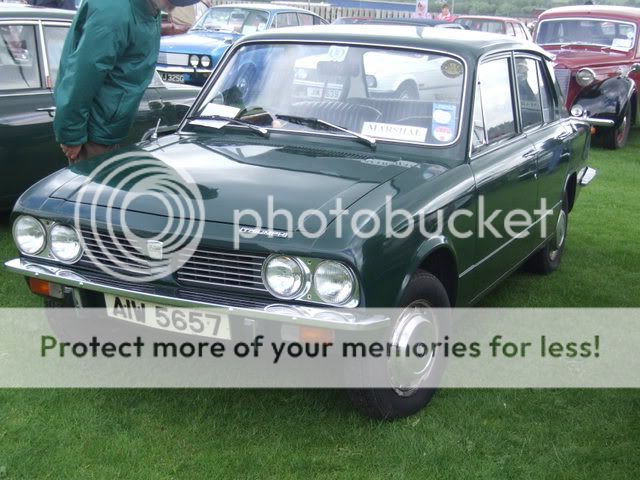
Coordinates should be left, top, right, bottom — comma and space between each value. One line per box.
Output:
477, 58, 516, 144
0, 24, 41, 90
43, 25, 69, 86
297, 13, 313, 26
537, 61, 555, 123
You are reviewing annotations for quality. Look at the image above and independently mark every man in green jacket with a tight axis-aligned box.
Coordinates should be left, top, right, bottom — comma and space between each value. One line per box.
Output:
54, 0, 200, 163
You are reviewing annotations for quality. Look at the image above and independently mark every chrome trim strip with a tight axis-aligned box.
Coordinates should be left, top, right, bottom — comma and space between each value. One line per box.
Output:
156, 66, 212, 74
4, 258, 388, 330
459, 200, 562, 278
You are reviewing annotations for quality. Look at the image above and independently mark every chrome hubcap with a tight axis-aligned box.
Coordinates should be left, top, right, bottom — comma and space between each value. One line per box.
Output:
388, 299, 438, 397
549, 210, 567, 261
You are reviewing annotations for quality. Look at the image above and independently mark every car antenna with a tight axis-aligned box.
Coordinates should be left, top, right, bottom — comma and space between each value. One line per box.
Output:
150, 118, 162, 141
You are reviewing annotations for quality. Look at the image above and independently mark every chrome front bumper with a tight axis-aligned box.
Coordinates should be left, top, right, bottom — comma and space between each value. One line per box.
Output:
156, 66, 212, 74
4, 258, 389, 331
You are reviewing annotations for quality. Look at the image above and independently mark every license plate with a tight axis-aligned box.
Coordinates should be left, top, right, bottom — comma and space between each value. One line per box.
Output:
161, 73, 185, 84
104, 294, 231, 340
306, 86, 340, 100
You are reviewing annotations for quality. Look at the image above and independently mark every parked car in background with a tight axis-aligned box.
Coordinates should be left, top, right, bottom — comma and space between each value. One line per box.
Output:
7, 25, 603, 419
362, 17, 466, 29
0, 4, 199, 209
332, 16, 371, 25
157, 3, 327, 86
534, 6, 640, 149
455, 15, 531, 40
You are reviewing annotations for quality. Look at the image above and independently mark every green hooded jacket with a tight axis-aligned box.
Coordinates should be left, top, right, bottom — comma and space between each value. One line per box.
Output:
53, 0, 161, 146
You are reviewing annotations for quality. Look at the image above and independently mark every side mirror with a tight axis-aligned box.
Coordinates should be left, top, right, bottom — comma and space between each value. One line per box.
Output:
631, 63, 640, 73
570, 104, 614, 127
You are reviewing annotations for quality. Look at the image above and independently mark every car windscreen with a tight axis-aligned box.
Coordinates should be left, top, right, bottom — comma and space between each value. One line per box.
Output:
536, 18, 637, 50
192, 42, 466, 146
191, 8, 269, 34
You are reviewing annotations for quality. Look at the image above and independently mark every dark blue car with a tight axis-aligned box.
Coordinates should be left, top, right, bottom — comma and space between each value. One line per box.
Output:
157, 3, 327, 86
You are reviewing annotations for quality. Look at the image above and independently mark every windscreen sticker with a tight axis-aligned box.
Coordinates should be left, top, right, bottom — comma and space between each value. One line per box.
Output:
201, 103, 241, 118
431, 103, 457, 142
611, 37, 633, 50
361, 122, 428, 142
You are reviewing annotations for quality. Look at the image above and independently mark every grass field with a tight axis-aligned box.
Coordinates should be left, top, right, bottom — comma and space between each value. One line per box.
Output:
0, 132, 639, 479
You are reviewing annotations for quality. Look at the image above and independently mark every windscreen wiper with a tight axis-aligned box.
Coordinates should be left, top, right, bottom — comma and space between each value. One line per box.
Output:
186, 114, 269, 138
275, 114, 376, 149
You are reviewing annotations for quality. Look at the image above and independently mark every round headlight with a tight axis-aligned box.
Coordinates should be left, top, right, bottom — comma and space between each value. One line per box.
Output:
50, 224, 82, 263
13, 215, 46, 255
576, 68, 595, 87
313, 261, 355, 305
189, 54, 199, 68
200, 55, 211, 68
263, 255, 307, 299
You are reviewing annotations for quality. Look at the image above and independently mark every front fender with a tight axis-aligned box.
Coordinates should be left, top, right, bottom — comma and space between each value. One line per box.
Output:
574, 76, 635, 128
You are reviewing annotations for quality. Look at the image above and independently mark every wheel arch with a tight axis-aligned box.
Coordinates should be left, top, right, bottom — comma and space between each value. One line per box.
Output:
398, 238, 459, 307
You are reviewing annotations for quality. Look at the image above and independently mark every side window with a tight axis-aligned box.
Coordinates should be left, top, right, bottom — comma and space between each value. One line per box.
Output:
43, 25, 69, 86
0, 24, 41, 90
297, 13, 313, 26
514, 24, 526, 39
515, 57, 543, 129
275, 13, 298, 28
477, 58, 516, 144
537, 61, 556, 123
505, 23, 516, 37
312, 15, 324, 25
241, 12, 268, 34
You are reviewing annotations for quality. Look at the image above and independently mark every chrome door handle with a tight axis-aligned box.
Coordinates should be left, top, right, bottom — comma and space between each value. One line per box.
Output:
36, 106, 56, 117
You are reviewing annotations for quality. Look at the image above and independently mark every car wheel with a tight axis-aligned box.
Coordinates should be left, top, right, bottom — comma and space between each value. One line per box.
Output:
526, 193, 569, 274
349, 271, 450, 420
395, 81, 419, 100
235, 64, 256, 101
603, 101, 631, 150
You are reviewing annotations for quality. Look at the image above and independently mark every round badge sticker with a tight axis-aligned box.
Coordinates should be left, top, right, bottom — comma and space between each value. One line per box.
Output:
441, 59, 463, 78
433, 109, 452, 125
434, 126, 454, 142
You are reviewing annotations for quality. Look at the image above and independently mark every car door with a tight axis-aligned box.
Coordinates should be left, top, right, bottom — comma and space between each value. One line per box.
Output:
516, 54, 574, 244
466, 54, 539, 298
0, 20, 60, 209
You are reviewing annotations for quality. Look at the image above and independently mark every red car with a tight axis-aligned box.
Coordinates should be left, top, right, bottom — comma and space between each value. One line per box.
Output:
535, 6, 640, 149
455, 15, 531, 40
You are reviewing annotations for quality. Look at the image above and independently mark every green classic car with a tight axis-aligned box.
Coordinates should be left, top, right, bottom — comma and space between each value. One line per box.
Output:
6, 25, 605, 418
0, 3, 199, 210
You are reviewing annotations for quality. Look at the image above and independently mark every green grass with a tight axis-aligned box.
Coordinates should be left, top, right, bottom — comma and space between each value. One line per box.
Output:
0, 132, 639, 479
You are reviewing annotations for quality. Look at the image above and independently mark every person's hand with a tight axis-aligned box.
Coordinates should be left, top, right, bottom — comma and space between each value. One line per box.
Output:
60, 144, 82, 163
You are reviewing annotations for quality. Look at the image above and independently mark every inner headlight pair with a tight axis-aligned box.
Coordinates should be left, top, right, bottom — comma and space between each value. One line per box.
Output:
13, 215, 82, 263
189, 54, 211, 69
262, 255, 358, 306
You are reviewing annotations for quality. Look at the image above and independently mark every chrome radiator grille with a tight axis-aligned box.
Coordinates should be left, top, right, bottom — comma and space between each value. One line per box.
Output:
78, 228, 268, 293
176, 249, 268, 292
79, 228, 153, 275
554, 68, 571, 102
157, 52, 189, 66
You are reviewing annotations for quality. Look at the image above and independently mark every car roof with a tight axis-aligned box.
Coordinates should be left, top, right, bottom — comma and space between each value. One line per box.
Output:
210, 3, 319, 14
539, 6, 640, 20
237, 24, 549, 61
0, 3, 75, 21
456, 15, 523, 23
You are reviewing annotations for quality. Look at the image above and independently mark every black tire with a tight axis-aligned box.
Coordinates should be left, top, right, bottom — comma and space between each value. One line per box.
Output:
526, 193, 569, 274
235, 64, 256, 102
602, 101, 631, 150
395, 81, 419, 100
349, 271, 450, 420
